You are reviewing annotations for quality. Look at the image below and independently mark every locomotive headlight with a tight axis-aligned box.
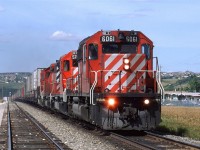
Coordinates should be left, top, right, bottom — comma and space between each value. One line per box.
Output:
123, 58, 130, 64
106, 98, 118, 110
108, 98, 115, 106
144, 99, 150, 105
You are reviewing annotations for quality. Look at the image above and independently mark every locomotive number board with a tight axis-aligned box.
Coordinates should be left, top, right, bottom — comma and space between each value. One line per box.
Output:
100, 35, 138, 43
100, 35, 116, 42
72, 52, 77, 59
125, 36, 138, 43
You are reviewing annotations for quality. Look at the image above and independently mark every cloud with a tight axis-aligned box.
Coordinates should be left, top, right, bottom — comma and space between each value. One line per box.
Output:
50, 31, 80, 41
0, 5, 5, 12
114, 8, 153, 18
0, 33, 14, 43
0, 36, 8, 43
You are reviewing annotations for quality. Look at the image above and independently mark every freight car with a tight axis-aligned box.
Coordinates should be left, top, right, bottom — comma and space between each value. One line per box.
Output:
13, 30, 164, 131
21, 68, 43, 102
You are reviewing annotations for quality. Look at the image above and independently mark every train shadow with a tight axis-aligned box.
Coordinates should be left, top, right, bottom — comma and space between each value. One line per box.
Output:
111, 130, 147, 136
155, 125, 188, 136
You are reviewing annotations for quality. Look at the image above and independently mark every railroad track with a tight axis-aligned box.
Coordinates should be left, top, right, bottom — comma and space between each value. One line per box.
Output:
2, 101, 70, 150
2, 101, 199, 150
110, 131, 200, 150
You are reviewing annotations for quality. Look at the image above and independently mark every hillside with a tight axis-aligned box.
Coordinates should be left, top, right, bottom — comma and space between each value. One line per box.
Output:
161, 72, 200, 92
0, 72, 31, 98
0, 71, 200, 98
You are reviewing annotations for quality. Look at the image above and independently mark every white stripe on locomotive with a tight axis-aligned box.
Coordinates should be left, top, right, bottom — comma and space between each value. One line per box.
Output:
73, 68, 78, 91
104, 54, 146, 92
56, 65, 60, 91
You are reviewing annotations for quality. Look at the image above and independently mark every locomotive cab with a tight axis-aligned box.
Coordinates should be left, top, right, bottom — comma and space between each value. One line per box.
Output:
53, 51, 78, 114
77, 30, 156, 94
39, 64, 55, 108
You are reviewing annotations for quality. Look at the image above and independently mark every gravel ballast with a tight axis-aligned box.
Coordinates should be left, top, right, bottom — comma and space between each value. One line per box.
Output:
17, 102, 200, 149
17, 102, 129, 150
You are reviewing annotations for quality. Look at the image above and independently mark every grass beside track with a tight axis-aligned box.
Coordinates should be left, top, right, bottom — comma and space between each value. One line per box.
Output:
156, 106, 200, 140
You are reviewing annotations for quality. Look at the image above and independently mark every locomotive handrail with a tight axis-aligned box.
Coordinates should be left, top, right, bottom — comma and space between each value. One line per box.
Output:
153, 57, 159, 71
153, 57, 165, 100
90, 71, 97, 105
90, 68, 165, 104
89, 70, 121, 105
156, 67, 165, 100
137, 70, 155, 78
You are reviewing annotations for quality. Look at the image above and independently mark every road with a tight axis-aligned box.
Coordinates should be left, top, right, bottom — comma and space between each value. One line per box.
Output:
0, 102, 6, 126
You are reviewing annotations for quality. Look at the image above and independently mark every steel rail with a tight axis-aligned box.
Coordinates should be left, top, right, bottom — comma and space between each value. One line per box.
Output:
145, 131, 200, 150
110, 132, 156, 150
14, 102, 65, 150
7, 101, 13, 150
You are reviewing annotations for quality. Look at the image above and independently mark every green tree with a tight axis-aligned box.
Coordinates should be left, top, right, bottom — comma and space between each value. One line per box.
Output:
189, 75, 200, 92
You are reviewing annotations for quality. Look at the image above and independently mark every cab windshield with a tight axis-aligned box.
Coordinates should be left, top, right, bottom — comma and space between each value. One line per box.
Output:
102, 44, 137, 54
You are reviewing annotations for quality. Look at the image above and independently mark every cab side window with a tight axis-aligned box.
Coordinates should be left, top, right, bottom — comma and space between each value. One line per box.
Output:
50, 66, 55, 72
63, 60, 70, 71
41, 73, 45, 80
141, 44, 151, 59
46, 72, 50, 78
88, 43, 98, 60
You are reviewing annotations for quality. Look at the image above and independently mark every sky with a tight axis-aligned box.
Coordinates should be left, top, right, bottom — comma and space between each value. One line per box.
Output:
0, 0, 200, 73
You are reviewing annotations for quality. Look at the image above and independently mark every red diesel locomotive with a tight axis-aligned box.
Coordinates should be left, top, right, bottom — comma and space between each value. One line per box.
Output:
14, 30, 163, 130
